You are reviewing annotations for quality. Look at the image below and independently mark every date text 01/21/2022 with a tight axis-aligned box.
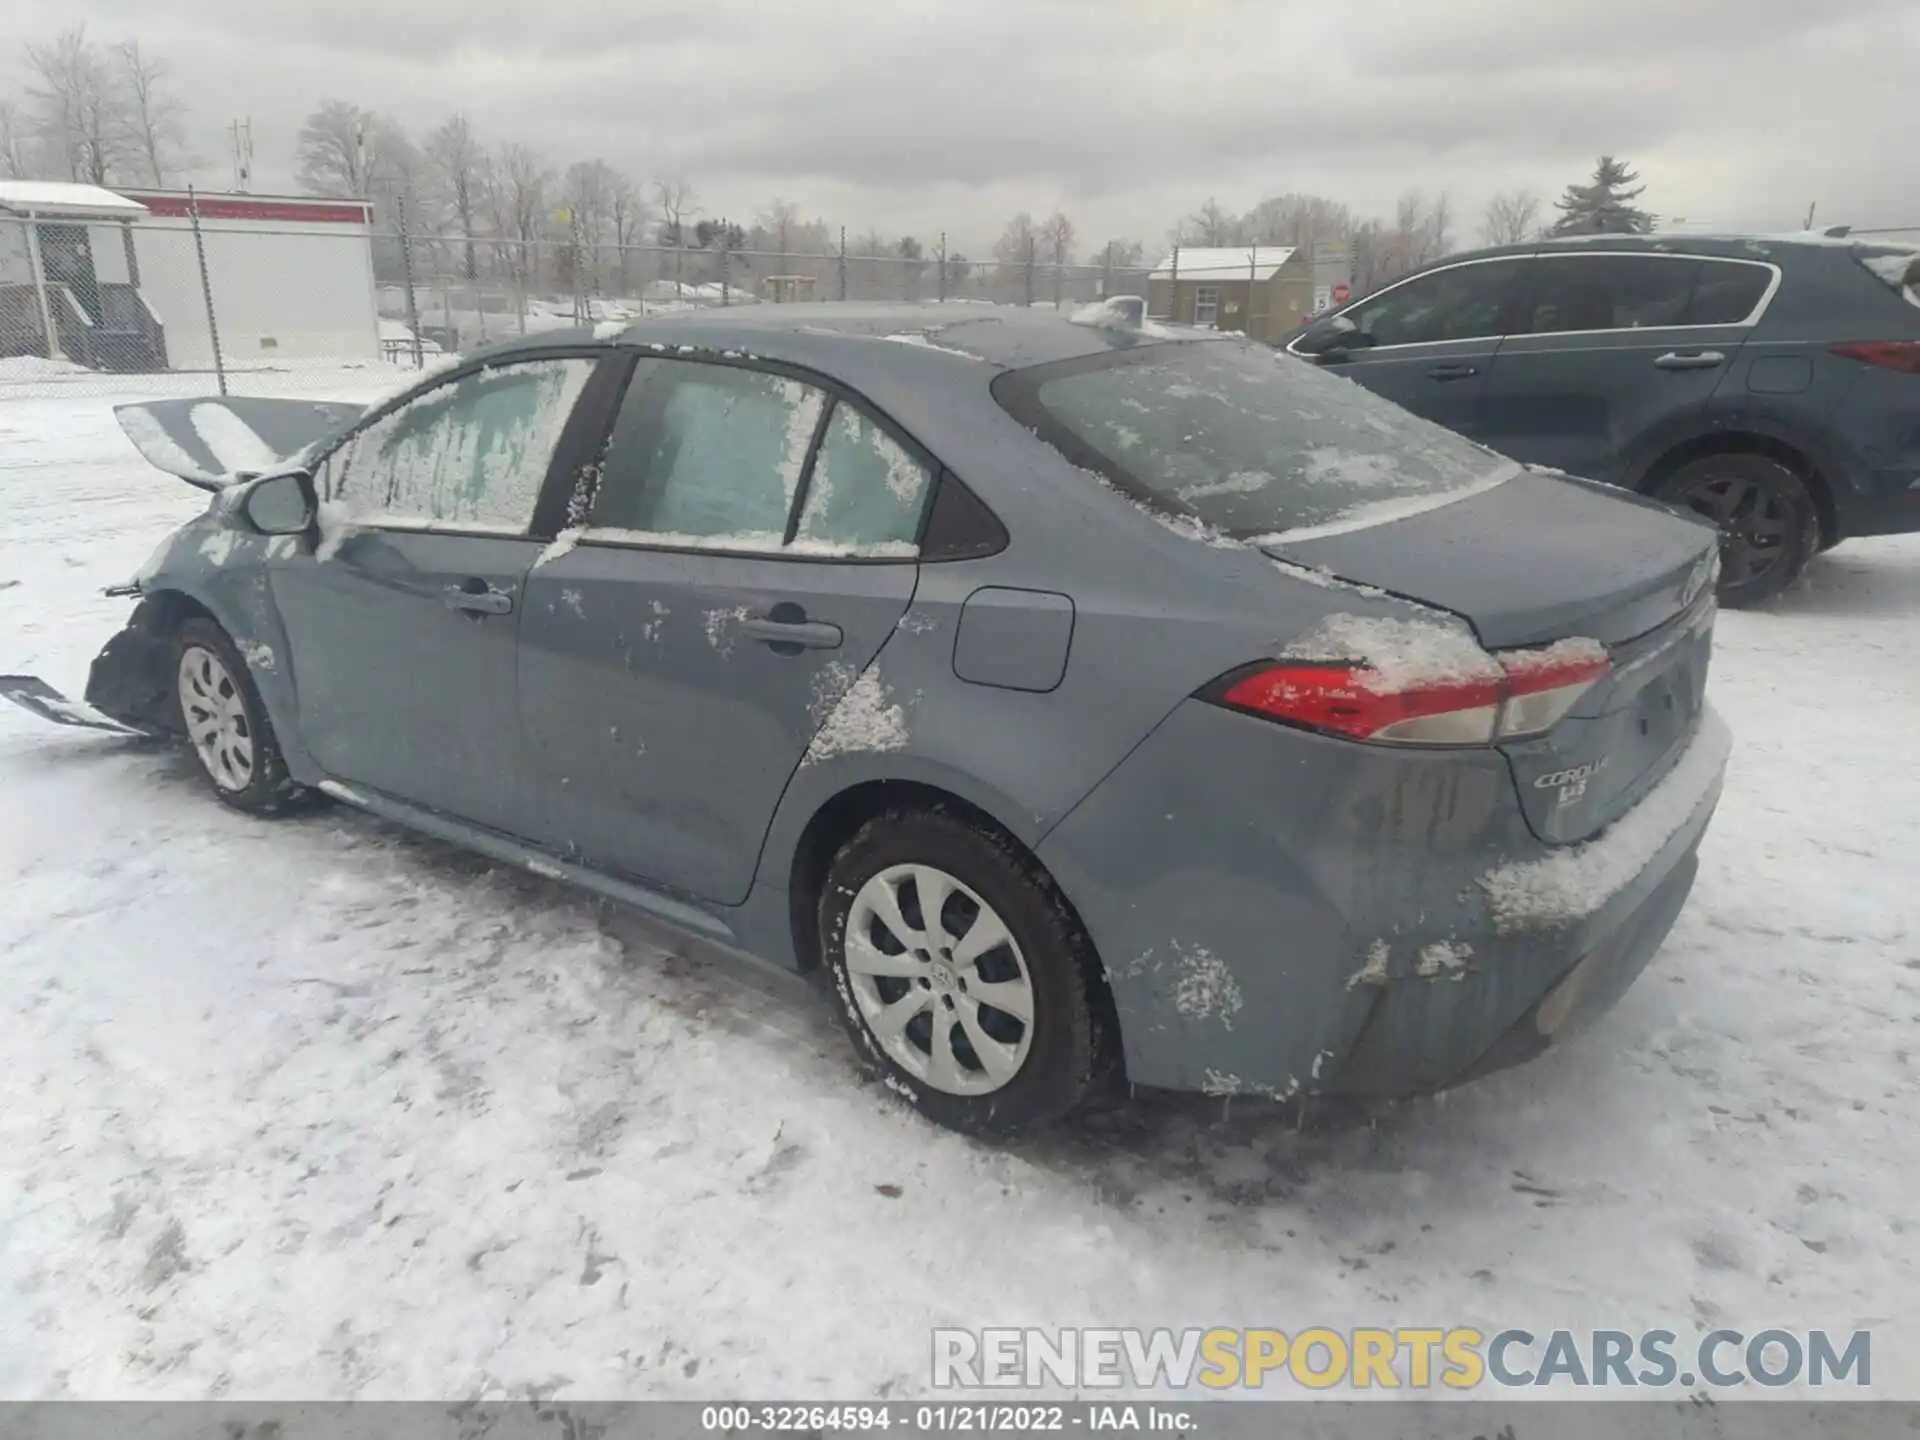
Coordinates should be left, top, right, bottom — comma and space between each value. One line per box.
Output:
698, 1404, 1195, 1432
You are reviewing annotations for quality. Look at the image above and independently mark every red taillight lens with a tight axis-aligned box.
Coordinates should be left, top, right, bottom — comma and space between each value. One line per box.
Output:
1213, 646, 1611, 747
1830, 341, 1920, 374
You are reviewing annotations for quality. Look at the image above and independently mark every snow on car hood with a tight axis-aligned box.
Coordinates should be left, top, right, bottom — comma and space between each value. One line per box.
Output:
114, 397, 366, 490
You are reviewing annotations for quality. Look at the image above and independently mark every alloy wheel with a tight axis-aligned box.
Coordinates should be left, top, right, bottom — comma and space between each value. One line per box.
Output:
1676, 474, 1792, 589
842, 863, 1035, 1096
178, 646, 255, 792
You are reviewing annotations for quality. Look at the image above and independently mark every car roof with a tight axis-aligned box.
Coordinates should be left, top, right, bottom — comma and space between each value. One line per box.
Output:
469, 303, 1208, 376
1427, 231, 1914, 267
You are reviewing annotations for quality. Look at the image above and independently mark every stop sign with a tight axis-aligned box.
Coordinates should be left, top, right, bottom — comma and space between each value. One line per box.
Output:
1333, 282, 1351, 304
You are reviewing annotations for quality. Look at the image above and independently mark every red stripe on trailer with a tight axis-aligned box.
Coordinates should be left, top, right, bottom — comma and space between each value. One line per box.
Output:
125, 194, 372, 225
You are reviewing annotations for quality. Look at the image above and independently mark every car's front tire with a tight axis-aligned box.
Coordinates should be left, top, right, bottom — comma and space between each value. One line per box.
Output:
1655, 453, 1819, 607
172, 619, 311, 815
819, 808, 1113, 1139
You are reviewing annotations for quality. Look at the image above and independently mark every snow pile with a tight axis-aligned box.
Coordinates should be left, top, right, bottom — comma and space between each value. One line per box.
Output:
1858, 251, 1920, 309
1414, 941, 1473, 979
805, 667, 909, 763
1280, 612, 1500, 691
536, 527, 585, 567
314, 498, 361, 563
1068, 297, 1174, 338
1500, 635, 1611, 678
1268, 557, 1387, 599
1345, 940, 1391, 990
0, 356, 94, 380
189, 404, 280, 477
880, 332, 980, 359
1170, 944, 1244, 1027
1480, 708, 1733, 933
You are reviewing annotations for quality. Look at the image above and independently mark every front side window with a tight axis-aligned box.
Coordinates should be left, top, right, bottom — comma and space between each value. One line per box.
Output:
1517, 255, 1701, 335
1345, 259, 1528, 347
995, 337, 1515, 538
1193, 286, 1220, 326
329, 357, 595, 529
580, 359, 930, 557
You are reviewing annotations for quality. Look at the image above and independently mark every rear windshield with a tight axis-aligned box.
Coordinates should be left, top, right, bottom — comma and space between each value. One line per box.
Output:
993, 338, 1516, 538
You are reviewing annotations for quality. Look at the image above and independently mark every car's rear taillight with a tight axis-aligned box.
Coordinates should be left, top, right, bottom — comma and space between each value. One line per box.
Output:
1209, 648, 1611, 747
1829, 341, 1920, 374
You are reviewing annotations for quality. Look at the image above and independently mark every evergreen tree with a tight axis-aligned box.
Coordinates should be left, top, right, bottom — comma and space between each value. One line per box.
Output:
1551, 156, 1655, 235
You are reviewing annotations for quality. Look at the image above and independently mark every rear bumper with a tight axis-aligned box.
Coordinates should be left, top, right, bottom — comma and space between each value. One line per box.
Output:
1039, 701, 1730, 1101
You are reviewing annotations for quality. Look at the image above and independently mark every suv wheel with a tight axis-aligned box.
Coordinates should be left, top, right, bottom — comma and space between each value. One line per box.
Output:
818, 808, 1112, 1139
1656, 453, 1819, 608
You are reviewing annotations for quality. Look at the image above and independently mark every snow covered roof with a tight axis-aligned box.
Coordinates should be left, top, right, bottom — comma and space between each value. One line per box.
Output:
0, 181, 148, 220
1151, 246, 1297, 281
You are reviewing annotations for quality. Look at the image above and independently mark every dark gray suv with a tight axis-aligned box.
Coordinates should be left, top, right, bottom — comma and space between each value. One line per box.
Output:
1288, 234, 1920, 605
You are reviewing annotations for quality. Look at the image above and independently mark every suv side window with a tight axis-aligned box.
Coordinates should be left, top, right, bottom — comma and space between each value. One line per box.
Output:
793, 402, 931, 553
1345, 259, 1528, 347
329, 357, 596, 529
1685, 260, 1771, 324
582, 359, 932, 557
1517, 255, 1701, 335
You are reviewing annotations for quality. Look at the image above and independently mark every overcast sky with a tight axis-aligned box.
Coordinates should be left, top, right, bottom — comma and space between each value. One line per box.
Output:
8, 0, 1920, 253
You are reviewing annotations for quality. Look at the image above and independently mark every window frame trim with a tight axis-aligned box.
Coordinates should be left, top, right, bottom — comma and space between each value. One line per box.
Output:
1286, 250, 1783, 358
1500, 251, 1783, 343
316, 345, 614, 543
565, 349, 949, 566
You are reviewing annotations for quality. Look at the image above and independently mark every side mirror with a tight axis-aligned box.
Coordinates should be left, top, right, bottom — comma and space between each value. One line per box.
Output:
242, 471, 316, 535
1294, 313, 1364, 356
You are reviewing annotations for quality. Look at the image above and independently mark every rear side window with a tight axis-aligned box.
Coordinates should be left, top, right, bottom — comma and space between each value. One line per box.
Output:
329, 357, 595, 530
590, 361, 825, 544
1518, 255, 1699, 334
579, 358, 932, 557
794, 404, 930, 553
1686, 260, 1772, 324
995, 339, 1515, 539
1343, 259, 1528, 347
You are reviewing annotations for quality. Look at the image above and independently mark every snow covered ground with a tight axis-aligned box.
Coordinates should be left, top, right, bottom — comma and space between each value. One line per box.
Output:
1, 370, 1916, 1401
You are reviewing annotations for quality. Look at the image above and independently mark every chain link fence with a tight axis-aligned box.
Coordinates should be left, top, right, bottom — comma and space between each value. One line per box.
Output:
1, 208, 1167, 405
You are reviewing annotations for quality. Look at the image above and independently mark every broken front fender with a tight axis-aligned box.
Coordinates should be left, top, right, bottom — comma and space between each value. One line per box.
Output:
83, 598, 178, 732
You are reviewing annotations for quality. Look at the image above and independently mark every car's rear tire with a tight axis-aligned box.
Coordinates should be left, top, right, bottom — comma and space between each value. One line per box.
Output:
818, 808, 1112, 1139
1654, 453, 1819, 607
172, 619, 311, 815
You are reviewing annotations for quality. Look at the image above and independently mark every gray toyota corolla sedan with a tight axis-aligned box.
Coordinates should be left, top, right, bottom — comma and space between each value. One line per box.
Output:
6, 300, 1731, 1138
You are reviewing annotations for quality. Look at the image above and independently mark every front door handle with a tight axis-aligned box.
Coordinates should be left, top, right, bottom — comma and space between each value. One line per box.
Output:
742, 616, 843, 651
444, 582, 514, 616
1654, 350, 1726, 370
1427, 362, 1479, 380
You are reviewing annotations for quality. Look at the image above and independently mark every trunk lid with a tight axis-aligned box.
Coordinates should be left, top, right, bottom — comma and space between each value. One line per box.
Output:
1266, 469, 1721, 843
115, 397, 365, 490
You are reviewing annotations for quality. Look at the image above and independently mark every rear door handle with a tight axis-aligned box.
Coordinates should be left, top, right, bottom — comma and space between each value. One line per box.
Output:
444, 583, 514, 616
741, 616, 843, 650
1427, 363, 1479, 380
1654, 350, 1726, 370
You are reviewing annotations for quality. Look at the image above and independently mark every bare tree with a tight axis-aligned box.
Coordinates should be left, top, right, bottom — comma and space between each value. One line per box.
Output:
487, 141, 550, 292
295, 100, 386, 195
114, 40, 184, 186
425, 113, 487, 280
756, 197, 799, 258
1479, 187, 1541, 246
1037, 210, 1077, 265
607, 169, 646, 295
0, 99, 31, 178
1184, 196, 1240, 246
1103, 238, 1145, 268
1244, 193, 1352, 249
653, 178, 696, 244
24, 26, 125, 184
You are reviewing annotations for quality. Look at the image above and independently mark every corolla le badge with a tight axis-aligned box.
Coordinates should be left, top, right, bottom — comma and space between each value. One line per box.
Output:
1535, 756, 1609, 806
